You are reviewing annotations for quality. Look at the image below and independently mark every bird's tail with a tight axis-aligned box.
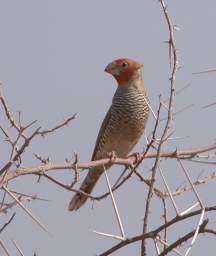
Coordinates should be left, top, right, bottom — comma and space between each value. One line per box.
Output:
68, 167, 103, 211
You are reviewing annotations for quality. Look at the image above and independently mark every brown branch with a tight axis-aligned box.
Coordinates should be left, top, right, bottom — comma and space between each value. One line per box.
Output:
161, 198, 168, 253
159, 219, 209, 256
0, 193, 48, 214
141, 0, 179, 253
0, 88, 26, 138
0, 128, 40, 175
141, 99, 164, 255
38, 113, 77, 136
7, 157, 213, 206
0, 85, 76, 138
98, 206, 216, 256
161, 171, 216, 198
1, 142, 216, 185
42, 173, 95, 199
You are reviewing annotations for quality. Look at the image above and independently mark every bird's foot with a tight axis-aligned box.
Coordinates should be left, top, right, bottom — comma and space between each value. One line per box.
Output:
127, 152, 143, 165
107, 151, 117, 162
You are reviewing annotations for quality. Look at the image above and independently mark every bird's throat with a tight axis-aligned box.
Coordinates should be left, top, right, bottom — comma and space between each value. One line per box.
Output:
114, 69, 142, 87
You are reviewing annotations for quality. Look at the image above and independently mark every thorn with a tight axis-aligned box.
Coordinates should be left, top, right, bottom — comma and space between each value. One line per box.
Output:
173, 25, 180, 31
2, 186, 51, 236
93, 230, 126, 241
193, 69, 216, 75
11, 239, 25, 256
103, 168, 126, 239
0, 239, 11, 256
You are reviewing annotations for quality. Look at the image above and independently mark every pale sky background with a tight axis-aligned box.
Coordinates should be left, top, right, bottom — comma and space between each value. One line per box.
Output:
0, 1, 216, 255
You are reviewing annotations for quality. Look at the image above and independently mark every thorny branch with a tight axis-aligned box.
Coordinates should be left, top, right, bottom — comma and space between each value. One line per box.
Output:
159, 219, 209, 256
161, 198, 168, 252
1, 66, 216, 256
0, 86, 27, 139
0, 1, 216, 255
0, 84, 77, 239
0, 142, 215, 185
38, 113, 77, 136
0, 140, 215, 207
141, 0, 179, 254
0, 85, 77, 177
98, 207, 216, 256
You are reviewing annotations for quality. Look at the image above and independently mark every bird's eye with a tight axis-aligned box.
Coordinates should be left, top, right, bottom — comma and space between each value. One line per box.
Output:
121, 62, 128, 68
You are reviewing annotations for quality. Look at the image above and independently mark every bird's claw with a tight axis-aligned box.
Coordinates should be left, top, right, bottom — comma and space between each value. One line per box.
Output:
107, 151, 117, 162
127, 152, 143, 165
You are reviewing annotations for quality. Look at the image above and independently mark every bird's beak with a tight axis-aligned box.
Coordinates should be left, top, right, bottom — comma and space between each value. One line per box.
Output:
104, 63, 114, 74
104, 66, 109, 73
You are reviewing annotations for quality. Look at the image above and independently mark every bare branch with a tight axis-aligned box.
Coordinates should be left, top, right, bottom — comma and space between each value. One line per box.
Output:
0, 239, 11, 256
11, 239, 25, 256
0, 128, 40, 175
38, 114, 77, 136
141, 0, 179, 253
98, 206, 216, 256
2, 186, 50, 235
0, 87, 26, 138
0, 213, 16, 233
159, 219, 209, 256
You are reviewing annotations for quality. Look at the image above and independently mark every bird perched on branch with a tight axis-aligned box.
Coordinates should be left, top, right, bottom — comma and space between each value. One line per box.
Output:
68, 58, 149, 211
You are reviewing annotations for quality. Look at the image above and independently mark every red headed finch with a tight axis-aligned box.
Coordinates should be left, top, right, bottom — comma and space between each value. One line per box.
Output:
68, 58, 149, 211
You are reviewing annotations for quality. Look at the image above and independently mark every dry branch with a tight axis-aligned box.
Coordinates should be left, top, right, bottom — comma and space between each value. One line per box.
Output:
0, 213, 16, 233
0, 1, 215, 255
2, 142, 215, 181
98, 206, 216, 256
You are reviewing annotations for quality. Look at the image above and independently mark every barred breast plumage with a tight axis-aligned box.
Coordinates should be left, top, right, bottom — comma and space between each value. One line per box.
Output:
93, 84, 149, 161
68, 58, 149, 211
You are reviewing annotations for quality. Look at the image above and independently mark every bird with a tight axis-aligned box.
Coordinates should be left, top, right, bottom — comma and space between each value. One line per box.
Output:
68, 58, 149, 211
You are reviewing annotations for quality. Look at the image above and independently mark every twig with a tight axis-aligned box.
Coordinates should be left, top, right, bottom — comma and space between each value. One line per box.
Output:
38, 114, 77, 136
2, 186, 50, 235
9, 190, 50, 202
156, 237, 184, 256
98, 206, 216, 256
0, 88, 26, 139
0, 128, 40, 175
0, 195, 44, 214
11, 239, 25, 256
161, 198, 168, 253
0, 239, 10, 256
141, 1, 179, 253
192, 69, 216, 74
42, 173, 95, 199
0, 213, 16, 233
159, 219, 208, 256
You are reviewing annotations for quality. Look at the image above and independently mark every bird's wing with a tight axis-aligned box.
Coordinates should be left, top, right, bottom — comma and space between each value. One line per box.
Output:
91, 106, 112, 161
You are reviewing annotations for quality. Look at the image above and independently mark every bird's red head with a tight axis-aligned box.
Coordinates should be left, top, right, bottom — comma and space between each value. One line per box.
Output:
104, 58, 143, 85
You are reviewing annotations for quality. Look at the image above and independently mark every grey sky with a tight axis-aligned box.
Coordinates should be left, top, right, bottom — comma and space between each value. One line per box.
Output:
0, 1, 216, 255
